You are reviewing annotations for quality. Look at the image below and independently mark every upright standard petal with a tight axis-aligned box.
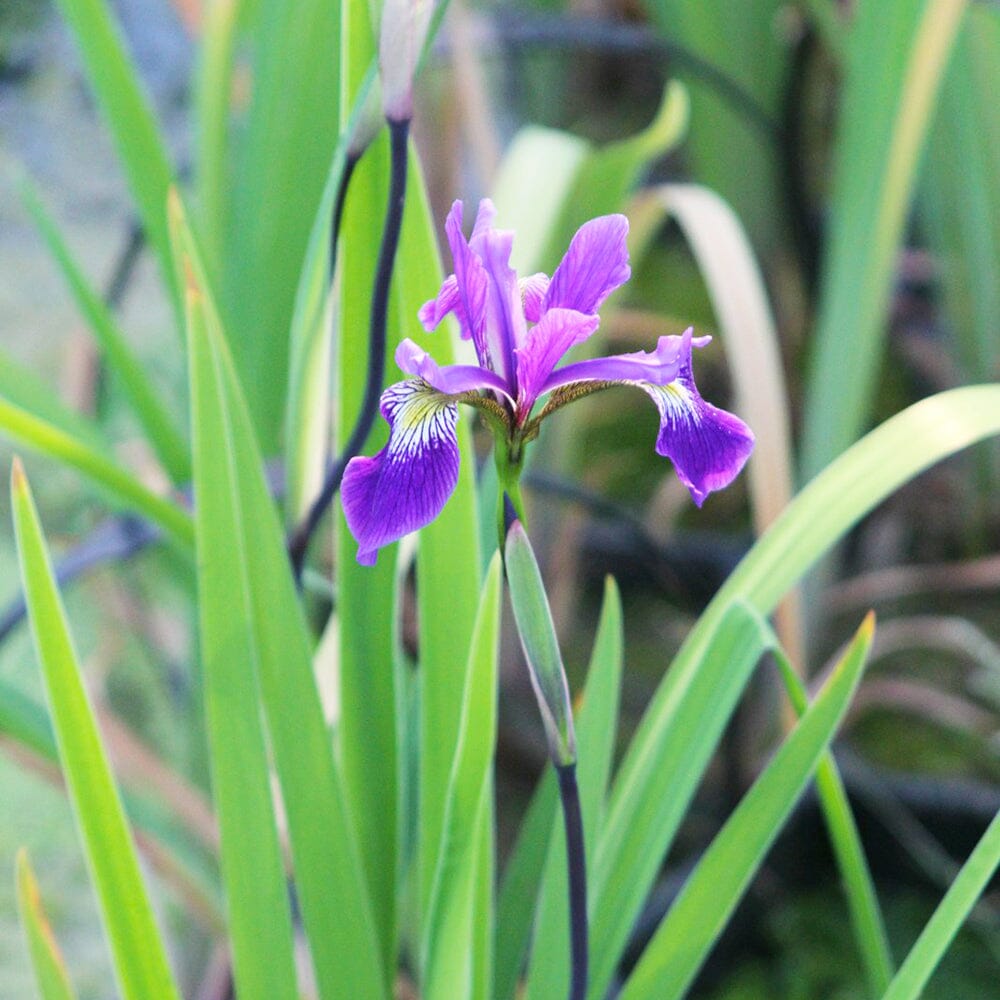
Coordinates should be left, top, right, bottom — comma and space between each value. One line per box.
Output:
544, 214, 631, 315
419, 202, 493, 368
342, 379, 461, 565
520, 273, 550, 323
515, 308, 600, 415
469, 203, 526, 390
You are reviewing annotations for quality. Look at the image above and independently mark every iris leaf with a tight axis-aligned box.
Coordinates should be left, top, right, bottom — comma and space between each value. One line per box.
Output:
589, 383, 1000, 1000
618, 613, 874, 999
422, 554, 502, 1000
15, 849, 78, 1000
12, 460, 181, 1000
182, 197, 388, 1000
20, 179, 190, 484
801, 0, 967, 477
49, 0, 179, 322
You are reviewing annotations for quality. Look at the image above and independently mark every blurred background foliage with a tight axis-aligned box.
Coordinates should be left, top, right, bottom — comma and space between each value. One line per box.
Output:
1, 0, 999, 996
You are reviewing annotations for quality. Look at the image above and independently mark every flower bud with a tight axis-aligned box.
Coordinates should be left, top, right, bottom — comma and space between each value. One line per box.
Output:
505, 519, 577, 766
379, 0, 435, 122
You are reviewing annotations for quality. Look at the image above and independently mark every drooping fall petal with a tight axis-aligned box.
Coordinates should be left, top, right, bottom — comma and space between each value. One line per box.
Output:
342, 379, 461, 564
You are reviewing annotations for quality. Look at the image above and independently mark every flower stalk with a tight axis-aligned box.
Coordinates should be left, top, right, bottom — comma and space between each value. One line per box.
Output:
288, 115, 410, 579
504, 516, 587, 999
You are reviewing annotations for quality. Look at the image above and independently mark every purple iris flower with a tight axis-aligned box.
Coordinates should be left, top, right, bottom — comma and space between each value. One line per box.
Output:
342, 199, 754, 565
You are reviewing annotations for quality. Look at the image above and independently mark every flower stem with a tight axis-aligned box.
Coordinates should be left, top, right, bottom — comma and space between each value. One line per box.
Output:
288, 116, 410, 579
330, 149, 362, 280
557, 762, 589, 1000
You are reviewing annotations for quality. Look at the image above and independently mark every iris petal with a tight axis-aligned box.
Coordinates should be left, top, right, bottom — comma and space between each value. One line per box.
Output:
541, 330, 710, 395
470, 215, 525, 389
342, 379, 460, 565
417, 202, 494, 369
544, 214, 631, 315
619, 339, 754, 506
520, 272, 550, 322
641, 374, 754, 506
396, 339, 511, 398
515, 308, 599, 414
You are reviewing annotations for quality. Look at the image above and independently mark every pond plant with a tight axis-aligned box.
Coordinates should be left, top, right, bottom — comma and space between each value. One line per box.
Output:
3, 1, 1000, 999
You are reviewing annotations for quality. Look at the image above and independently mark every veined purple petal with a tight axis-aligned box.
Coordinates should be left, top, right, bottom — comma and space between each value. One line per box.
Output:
469, 202, 525, 390
515, 308, 600, 414
471, 199, 497, 242
418, 274, 459, 332
544, 214, 631, 315
418, 202, 494, 370
540, 329, 710, 394
641, 374, 754, 506
342, 379, 461, 565
395, 339, 511, 398
520, 273, 550, 323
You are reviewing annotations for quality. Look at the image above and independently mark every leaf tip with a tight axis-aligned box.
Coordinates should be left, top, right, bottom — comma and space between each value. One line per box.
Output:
182, 256, 201, 303
859, 609, 876, 642
11, 456, 27, 497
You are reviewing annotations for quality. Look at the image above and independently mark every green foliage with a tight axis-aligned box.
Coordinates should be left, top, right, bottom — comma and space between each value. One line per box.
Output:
5, 1, 1000, 996
12, 461, 181, 1000
15, 850, 78, 1000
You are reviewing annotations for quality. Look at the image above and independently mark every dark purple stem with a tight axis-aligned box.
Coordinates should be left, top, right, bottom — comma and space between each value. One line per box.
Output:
289, 117, 410, 580
557, 762, 589, 1000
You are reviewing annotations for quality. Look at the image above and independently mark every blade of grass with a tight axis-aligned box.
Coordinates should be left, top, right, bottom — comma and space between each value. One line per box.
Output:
881, 807, 1000, 1000
15, 849, 78, 1000
193, 0, 243, 277
523, 577, 624, 1000
0, 348, 106, 450
591, 384, 1000, 999
182, 208, 389, 999
50, 0, 179, 321
331, 4, 404, 974
20, 179, 189, 483
587, 600, 773, 999
11, 459, 181, 1000
619, 613, 874, 1000
0, 397, 192, 547
773, 648, 894, 995
801, 0, 967, 478
422, 554, 502, 999
220, 0, 342, 448
186, 278, 299, 1000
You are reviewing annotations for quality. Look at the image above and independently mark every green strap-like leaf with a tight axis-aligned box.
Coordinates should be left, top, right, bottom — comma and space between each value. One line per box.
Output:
881, 808, 1000, 1000
50, 0, 179, 321
219, 0, 342, 448
422, 555, 503, 999
587, 601, 773, 999
15, 849, 78, 1000
181, 195, 388, 1000
592, 385, 1000, 999
801, 0, 968, 478
619, 614, 875, 1000
774, 648, 894, 994
0, 396, 192, 548
12, 460, 181, 1000
21, 180, 190, 483
186, 277, 300, 1000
